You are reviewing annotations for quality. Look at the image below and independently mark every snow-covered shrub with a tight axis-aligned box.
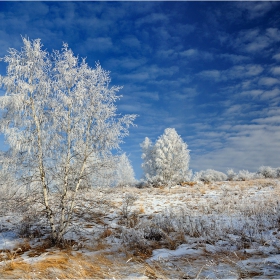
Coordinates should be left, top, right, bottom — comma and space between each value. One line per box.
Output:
141, 128, 191, 186
253, 172, 264, 179
227, 169, 236, 181
121, 228, 150, 253
258, 166, 276, 178
193, 169, 227, 183
140, 137, 155, 184
276, 167, 280, 178
115, 153, 136, 187
122, 193, 138, 219
236, 170, 255, 181
135, 181, 148, 189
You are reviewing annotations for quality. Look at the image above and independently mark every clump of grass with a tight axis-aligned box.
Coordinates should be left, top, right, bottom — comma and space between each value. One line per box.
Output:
180, 181, 196, 187
143, 261, 169, 279
100, 227, 113, 238
139, 204, 145, 214
0, 251, 125, 279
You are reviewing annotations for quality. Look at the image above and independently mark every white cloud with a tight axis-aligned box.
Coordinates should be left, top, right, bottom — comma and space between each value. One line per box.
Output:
180, 49, 213, 60
174, 23, 195, 36
198, 64, 263, 82
180, 49, 198, 57
224, 104, 247, 115
245, 65, 264, 76
227, 65, 263, 79
118, 104, 143, 113
219, 53, 250, 63
240, 87, 280, 101
244, 39, 269, 53
253, 116, 280, 125
191, 124, 280, 172
262, 88, 280, 99
135, 13, 168, 27
121, 36, 141, 49
121, 65, 179, 83
258, 77, 279, 87
273, 53, 280, 61
235, 2, 276, 19
156, 49, 176, 59
266, 28, 280, 42
173, 89, 197, 100
271, 66, 280, 76
84, 37, 113, 52
106, 57, 147, 71
136, 91, 159, 101
198, 70, 221, 81
233, 28, 280, 54
241, 90, 263, 97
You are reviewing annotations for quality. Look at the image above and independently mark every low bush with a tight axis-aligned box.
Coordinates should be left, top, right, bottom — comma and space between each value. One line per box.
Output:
258, 166, 277, 178
193, 169, 227, 183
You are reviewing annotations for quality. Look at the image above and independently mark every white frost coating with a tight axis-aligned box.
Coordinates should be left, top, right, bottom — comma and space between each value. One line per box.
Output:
140, 137, 155, 182
115, 153, 136, 187
0, 38, 136, 243
141, 128, 190, 185
148, 244, 204, 262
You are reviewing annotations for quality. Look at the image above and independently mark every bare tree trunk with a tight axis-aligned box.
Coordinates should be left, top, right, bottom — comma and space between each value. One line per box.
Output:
31, 97, 56, 241
56, 156, 87, 242
55, 117, 92, 243
57, 103, 72, 242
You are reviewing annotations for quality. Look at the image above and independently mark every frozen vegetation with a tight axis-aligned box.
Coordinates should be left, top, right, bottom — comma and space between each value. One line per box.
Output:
141, 128, 191, 187
0, 38, 280, 279
0, 38, 136, 244
0, 178, 280, 278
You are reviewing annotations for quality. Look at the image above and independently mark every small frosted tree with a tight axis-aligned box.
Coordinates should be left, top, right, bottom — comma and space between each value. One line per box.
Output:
237, 170, 255, 181
115, 153, 136, 187
193, 169, 227, 183
140, 137, 156, 182
141, 128, 190, 186
258, 166, 276, 178
0, 38, 136, 244
227, 169, 236, 181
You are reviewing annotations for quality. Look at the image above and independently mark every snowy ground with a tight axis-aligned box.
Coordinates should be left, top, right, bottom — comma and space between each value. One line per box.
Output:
0, 178, 280, 278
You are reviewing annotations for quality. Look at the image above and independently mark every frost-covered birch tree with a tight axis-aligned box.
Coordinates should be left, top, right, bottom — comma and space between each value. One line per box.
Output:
0, 38, 136, 244
141, 128, 190, 186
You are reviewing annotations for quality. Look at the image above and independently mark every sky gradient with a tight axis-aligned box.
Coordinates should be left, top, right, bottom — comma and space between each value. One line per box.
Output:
0, 1, 280, 179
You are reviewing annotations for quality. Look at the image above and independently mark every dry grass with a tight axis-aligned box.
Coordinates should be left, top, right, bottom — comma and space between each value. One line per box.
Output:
0, 246, 258, 280
90, 239, 109, 252
84, 223, 94, 228
139, 204, 145, 214
199, 187, 207, 195
0, 251, 125, 279
1, 179, 279, 279
0, 240, 31, 263
180, 181, 196, 187
143, 261, 170, 279
100, 228, 113, 238
118, 242, 155, 260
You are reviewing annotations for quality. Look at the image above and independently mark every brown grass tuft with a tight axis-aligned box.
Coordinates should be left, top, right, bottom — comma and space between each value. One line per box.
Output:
139, 204, 145, 214
180, 181, 196, 187
143, 261, 169, 279
0, 251, 121, 279
100, 228, 113, 238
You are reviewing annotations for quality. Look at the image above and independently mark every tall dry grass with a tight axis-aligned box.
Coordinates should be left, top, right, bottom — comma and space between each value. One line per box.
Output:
0, 251, 123, 279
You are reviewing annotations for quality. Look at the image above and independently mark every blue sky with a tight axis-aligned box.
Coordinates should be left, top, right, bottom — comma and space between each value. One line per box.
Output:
0, 1, 280, 179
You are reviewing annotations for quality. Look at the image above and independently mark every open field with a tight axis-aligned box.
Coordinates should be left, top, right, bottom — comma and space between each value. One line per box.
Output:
0, 179, 280, 279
